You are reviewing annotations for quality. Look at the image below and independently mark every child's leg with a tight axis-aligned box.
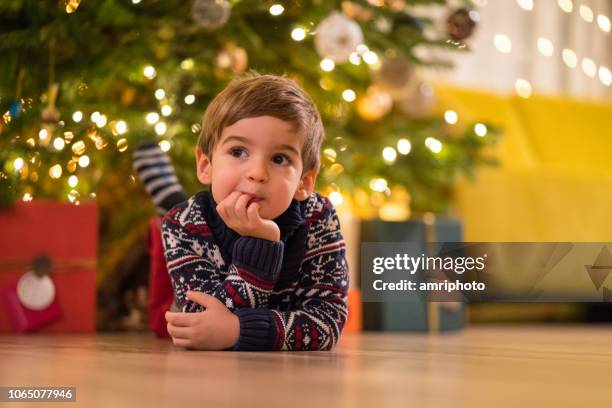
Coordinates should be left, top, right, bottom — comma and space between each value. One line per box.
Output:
133, 141, 187, 215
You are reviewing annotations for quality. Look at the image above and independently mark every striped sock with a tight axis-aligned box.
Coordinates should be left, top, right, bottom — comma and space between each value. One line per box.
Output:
132, 141, 187, 216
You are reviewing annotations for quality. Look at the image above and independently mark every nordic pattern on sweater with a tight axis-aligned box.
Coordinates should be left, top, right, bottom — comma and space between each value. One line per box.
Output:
161, 191, 349, 351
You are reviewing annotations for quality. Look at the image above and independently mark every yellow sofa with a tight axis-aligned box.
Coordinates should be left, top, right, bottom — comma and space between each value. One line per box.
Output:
435, 85, 612, 242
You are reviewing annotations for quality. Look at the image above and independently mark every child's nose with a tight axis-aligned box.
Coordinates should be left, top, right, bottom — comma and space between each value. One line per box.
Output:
246, 159, 269, 183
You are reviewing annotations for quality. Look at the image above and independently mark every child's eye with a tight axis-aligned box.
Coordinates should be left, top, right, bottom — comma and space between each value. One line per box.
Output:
272, 154, 291, 166
229, 147, 247, 158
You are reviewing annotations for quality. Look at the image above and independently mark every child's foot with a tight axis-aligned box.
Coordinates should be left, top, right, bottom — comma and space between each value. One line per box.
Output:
132, 141, 187, 216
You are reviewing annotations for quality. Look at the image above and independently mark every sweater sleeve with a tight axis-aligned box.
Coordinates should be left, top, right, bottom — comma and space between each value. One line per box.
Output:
232, 197, 349, 351
161, 202, 284, 313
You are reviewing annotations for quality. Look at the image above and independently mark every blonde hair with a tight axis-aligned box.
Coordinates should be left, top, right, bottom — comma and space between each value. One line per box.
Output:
197, 72, 325, 172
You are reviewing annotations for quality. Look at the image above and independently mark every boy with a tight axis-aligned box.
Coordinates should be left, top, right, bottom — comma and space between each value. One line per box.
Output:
160, 73, 348, 351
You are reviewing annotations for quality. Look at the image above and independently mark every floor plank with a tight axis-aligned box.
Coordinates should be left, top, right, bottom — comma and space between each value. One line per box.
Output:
1, 325, 611, 407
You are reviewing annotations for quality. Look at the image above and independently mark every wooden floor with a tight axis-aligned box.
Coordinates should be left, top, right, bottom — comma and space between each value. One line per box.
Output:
0, 325, 611, 407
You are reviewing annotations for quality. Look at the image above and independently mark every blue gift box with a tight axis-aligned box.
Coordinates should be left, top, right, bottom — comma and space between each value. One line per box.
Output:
360, 216, 466, 332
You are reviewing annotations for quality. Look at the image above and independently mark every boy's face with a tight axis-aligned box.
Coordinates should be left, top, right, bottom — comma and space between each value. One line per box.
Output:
196, 115, 317, 220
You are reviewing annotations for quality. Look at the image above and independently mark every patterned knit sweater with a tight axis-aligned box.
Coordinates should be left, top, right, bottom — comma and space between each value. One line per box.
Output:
161, 190, 349, 351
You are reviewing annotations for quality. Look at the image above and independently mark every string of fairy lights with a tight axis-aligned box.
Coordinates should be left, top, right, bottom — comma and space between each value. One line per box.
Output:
484, 0, 611, 98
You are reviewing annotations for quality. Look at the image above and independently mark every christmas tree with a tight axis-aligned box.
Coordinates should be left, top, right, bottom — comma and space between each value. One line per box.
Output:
0, 0, 497, 327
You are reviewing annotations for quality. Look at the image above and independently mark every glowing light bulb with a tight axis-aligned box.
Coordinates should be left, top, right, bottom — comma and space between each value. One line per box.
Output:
362, 51, 379, 65
349, 52, 361, 65
155, 89, 166, 100
329, 191, 344, 206
515, 78, 532, 98
474, 123, 488, 137
49, 164, 62, 179
579, 5, 593, 22
369, 178, 388, 192
342, 89, 356, 102
425, 137, 442, 153
53, 138, 65, 150
78, 155, 90, 168
537, 37, 554, 57
269, 4, 284, 15
291, 28, 306, 41
562, 49, 577, 68
597, 15, 611, 32
161, 105, 172, 117
582, 58, 597, 77
72, 111, 83, 122
397, 139, 411, 155
115, 120, 128, 134
184, 95, 196, 105
13, 158, 24, 171
320, 58, 335, 72
558, 0, 573, 13
95, 114, 107, 128
155, 122, 167, 135
382, 147, 397, 164
494, 34, 512, 53
598, 66, 611, 86
517, 0, 533, 11
68, 175, 78, 187
444, 110, 458, 124
181, 59, 194, 70
144, 65, 156, 79
159, 140, 171, 152
146, 112, 160, 124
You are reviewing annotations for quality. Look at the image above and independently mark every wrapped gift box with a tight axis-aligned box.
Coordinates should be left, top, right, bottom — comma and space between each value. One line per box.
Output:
0, 201, 97, 332
361, 216, 466, 332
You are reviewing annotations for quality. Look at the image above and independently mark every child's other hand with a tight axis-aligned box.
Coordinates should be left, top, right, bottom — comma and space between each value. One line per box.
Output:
165, 291, 239, 351
216, 191, 281, 241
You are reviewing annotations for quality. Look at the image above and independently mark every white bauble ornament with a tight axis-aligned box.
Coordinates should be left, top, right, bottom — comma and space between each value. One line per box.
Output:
17, 272, 56, 311
191, 0, 230, 30
315, 12, 364, 63
398, 81, 436, 118
374, 55, 415, 100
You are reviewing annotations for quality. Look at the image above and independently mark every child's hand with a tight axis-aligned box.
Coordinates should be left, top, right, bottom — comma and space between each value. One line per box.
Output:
165, 291, 240, 350
216, 191, 281, 241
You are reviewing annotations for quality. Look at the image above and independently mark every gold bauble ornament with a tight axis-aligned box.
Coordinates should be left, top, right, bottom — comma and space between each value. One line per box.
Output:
356, 87, 392, 121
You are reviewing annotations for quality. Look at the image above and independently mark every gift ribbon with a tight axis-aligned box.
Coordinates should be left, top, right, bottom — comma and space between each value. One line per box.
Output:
0, 259, 96, 273
423, 212, 440, 333
423, 213, 464, 333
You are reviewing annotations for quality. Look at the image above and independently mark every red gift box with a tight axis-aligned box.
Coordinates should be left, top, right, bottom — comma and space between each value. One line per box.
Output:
0, 200, 97, 332
148, 217, 173, 338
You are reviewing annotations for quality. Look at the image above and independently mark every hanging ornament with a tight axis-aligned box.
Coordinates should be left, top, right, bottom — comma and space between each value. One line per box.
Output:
191, 0, 231, 30
356, 86, 393, 121
387, 0, 407, 12
315, 12, 364, 63
41, 83, 60, 144
374, 17, 393, 34
341, 1, 373, 22
17, 255, 56, 311
374, 54, 415, 100
65, 0, 81, 14
446, 8, 477, 41
215, 43, 248, 74
398, 81, 436, 118
8, 100, 22, 119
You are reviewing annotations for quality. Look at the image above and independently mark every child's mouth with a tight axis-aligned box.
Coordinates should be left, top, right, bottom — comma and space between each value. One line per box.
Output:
247, 197, 263, 206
